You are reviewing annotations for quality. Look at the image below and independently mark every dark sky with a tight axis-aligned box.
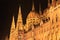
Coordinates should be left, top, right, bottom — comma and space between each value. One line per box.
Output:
0, 0, 48, 40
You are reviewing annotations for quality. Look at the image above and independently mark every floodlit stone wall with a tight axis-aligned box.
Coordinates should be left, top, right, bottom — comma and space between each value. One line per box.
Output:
9, 0, 60, 40
24, 20, 60, 40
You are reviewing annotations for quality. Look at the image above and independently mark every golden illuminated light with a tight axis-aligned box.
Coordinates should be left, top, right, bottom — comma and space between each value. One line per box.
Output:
9, 16, 15, 40
24, 24, 29, 32
26, 11, 40, 31
9, 1, 60, 40
25, 2, 40, 32
16, 6, 23, 30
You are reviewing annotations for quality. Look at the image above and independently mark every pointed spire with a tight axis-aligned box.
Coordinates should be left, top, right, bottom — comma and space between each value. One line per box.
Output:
17, 6, 22, 22
17, 6, 23, 30
10, 16, 15, 33
32, 2, 35, 11
15, 6, 24, 40
9, 16, 15, 40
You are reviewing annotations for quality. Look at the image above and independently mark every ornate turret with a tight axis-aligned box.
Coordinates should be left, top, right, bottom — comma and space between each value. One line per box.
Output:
24, 3, 35, 31
9, 16, 15, 40
17, 6, 23, 30
16, 6, 24, 40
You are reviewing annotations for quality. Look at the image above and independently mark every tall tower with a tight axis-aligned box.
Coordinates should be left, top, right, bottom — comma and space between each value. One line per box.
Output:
26, 2, 35, 30
16, 6, 24, 40
9, 16, 15, 40
25, 2, 35, 40
17, 6, 23, 30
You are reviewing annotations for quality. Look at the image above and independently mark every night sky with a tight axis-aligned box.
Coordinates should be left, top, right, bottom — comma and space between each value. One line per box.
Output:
0, 0, 48, 40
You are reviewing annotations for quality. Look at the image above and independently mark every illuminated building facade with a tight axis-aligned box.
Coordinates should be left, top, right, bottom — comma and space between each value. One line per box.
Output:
9, 0, 60, 40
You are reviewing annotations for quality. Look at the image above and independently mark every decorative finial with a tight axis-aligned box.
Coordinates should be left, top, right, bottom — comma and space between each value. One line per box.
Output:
32, 2, 35, 11
17, 6, 22, 22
